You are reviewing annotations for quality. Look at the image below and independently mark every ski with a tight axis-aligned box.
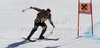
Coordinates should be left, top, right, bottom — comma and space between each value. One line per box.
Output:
22, 37, 59, 42
35, 38, 59, 41
22, 38, 36, 42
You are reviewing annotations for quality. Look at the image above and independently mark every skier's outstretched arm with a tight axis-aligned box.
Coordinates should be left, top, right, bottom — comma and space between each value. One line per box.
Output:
30, 7, 45, 13
48, 15, 55, 28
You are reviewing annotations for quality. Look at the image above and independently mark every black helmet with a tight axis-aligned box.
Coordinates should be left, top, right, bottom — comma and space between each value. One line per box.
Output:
47, 8, 51, 12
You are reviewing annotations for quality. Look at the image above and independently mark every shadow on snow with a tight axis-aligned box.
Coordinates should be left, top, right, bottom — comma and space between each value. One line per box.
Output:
6, 40, 30, 48
45, 36, 85, 48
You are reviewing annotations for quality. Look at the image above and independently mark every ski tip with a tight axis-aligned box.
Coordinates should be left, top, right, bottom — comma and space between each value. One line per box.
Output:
34, 40, 36, 42
57, 38, 59, 40
28, 40, 36, 42
30, 40, 36, 42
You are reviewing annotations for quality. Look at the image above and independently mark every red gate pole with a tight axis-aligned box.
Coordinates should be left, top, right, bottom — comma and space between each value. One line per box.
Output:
78, 0, 80, 37
90, 0, 93, 36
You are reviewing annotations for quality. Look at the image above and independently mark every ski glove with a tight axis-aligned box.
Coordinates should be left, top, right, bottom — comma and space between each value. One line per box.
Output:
53, 26, 55, 28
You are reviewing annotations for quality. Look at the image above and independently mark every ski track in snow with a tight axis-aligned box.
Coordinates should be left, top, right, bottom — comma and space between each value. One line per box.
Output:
5, 22, 100, 48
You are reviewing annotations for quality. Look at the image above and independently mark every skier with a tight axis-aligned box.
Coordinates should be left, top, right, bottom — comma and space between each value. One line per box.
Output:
27, 7, 55, 40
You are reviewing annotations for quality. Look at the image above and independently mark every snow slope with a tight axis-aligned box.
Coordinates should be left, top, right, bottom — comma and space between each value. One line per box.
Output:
0, 0, 100, 48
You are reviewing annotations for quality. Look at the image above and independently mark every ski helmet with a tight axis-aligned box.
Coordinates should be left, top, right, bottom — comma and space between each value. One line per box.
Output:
47, 8, 51, 12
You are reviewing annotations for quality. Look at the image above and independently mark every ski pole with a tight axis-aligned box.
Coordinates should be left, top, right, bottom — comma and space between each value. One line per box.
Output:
50, 28, 54, 34
46, 28, 54, 37
22, 8, 30, 12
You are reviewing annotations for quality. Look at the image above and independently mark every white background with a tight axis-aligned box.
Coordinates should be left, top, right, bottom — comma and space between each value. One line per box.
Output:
0, 0, 100, 48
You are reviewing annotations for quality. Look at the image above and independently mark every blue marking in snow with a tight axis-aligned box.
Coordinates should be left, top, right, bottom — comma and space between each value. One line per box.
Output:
84, 22, 100, 41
